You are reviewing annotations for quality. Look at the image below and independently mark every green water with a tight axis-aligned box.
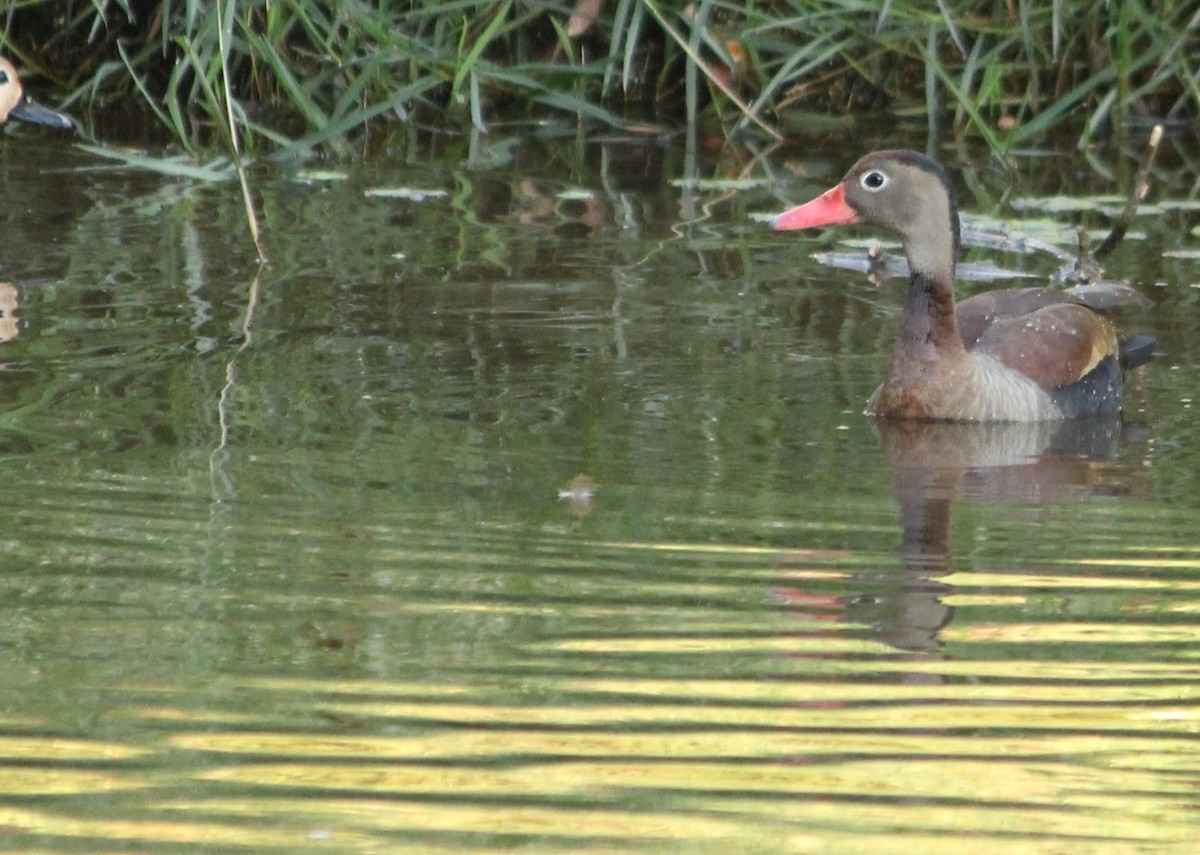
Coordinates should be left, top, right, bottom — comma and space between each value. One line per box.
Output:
0, 127, 1196, 853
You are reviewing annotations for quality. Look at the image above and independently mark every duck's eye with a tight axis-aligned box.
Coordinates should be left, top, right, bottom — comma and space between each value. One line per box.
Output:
860, 170, 889, 191
0, 72, 8, 85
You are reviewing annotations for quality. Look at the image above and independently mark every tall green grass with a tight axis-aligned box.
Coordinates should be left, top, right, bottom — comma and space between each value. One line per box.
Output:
3, 0, 1196, 160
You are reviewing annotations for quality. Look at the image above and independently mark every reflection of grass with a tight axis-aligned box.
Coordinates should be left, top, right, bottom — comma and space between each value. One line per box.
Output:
4, 2, 1196, 162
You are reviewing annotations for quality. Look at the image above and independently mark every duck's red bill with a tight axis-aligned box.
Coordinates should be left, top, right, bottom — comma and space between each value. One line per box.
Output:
770, 184, 857, 230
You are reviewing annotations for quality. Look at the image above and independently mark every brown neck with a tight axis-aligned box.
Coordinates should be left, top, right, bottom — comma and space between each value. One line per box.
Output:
895, 270, 964, 358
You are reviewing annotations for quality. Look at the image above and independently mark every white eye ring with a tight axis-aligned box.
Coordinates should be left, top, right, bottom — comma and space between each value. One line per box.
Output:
860, 170, 889, 192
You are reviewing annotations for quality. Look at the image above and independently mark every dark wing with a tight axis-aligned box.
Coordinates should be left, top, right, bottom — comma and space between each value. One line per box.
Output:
956, 287, 1069, 349
957, 283, 1154, 378
971, 303, 1119, 391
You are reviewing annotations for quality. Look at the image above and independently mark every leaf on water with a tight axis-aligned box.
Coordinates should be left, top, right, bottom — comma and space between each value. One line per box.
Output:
555, 188, 595, 201
837, 238, 900, 249
812, 250, 1040, 282
957, 259, 1043, 282
1011, 195, 1125, 213
294, 170, 349, 182
1157, 200, 1200, 211
811, 250, 907, 279
672, 178, 771, 190
1090, 228, 1145, 241
961, 217, 1075, 255
363, 187, 449, 201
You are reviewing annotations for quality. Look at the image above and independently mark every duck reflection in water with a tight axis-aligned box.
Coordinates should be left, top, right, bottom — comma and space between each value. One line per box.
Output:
860, 416, 1140, 653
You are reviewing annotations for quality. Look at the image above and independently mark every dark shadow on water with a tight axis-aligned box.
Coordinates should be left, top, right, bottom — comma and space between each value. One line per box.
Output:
870, 416, 1128, 653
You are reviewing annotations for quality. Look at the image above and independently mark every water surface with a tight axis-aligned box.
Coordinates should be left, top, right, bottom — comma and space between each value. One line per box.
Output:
0, 126, 1197, 853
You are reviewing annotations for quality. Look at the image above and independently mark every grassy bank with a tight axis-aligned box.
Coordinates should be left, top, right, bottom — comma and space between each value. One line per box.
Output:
3, 0, 1196, 159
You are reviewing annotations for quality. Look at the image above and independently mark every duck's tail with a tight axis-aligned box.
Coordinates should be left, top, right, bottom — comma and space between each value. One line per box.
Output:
1119, 334, 1157, 370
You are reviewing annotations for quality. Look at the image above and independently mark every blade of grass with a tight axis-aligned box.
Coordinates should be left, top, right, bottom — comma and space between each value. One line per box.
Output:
74, 143, 235, 180
1006, 62, 1126, 146
742, 35, 848, 127
12, 0, 1200, 155
241, 29, 332, 129
451, 0, 515, 103
269, 78, 445, 158
117, 41, 191, 152
684, 1, 711, 134
1052, 0, 1061, 60
955, 30, 985, 129
639, 0, 781, 140
621, 0, 646, 93
469, 68, 487, 133
603, 0, 634, 97
485, 67, 642, 130
916, 38, 1006, 158
934, 0, 966, 59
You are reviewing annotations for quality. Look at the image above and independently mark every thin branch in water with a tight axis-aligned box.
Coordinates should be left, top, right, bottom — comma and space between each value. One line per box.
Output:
217, 0, 267, 264
1093, 123, 1163, 260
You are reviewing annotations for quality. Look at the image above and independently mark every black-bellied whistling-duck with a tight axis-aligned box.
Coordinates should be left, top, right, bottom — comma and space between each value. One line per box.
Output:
771, 150, 1154, 422
0, 57, 73, 128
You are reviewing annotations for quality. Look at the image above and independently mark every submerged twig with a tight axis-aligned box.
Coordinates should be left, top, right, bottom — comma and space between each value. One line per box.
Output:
1093, 123, 1163, 260
1047, 123, 1163, 285
961, 225, 1074, 262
